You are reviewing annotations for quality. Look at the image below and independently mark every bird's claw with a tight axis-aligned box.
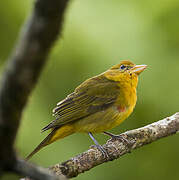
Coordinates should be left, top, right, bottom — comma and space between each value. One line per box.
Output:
90, 144, 109, 160
104, 131, 130, 146
113, 135, 132, 152
111, 134, 129, 144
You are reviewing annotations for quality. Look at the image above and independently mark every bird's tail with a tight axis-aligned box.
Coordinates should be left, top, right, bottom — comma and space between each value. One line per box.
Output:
25, 124, 74, 161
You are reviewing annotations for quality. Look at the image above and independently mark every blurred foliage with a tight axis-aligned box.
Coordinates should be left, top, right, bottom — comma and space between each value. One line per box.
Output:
1, 0, 179, 179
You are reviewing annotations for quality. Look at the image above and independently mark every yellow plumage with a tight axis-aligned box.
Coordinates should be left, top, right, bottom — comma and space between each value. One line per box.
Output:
26, 60, 147, 160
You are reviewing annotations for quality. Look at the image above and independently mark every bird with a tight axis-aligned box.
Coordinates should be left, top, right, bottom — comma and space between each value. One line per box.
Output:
26, 60, 147, 160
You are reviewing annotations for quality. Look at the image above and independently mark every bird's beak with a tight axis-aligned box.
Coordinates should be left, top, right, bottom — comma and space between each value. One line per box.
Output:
130, 64, 147, 75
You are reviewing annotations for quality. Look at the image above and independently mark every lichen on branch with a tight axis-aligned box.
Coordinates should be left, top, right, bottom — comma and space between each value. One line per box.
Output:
49, 112, 179, 178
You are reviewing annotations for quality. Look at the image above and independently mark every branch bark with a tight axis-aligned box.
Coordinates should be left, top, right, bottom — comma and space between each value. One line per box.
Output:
14, 159, 65, 180
0, 0, 70, 178
46, 112, 179, 178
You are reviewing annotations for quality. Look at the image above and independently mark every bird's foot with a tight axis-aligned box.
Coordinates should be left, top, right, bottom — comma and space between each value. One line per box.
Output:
90, 144, 109, 160
88, 132, 110, 159
103, 131, 130, 145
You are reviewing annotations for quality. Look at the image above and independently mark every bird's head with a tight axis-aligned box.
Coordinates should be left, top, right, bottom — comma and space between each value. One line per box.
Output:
104, 60, 147, 85
110, 60, 147, 75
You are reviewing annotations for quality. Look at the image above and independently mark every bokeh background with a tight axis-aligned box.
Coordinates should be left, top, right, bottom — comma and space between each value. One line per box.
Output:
1, 0, 179, 179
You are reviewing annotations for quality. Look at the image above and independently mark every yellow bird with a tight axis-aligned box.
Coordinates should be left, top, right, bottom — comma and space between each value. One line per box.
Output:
26, 60, 147, 160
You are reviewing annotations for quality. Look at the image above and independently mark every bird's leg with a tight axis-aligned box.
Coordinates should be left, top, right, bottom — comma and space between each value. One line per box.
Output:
88, 132, 109, 159
103, 131, 130, 145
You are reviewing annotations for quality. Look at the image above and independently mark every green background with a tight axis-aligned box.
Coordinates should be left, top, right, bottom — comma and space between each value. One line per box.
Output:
0, 0, 179, 179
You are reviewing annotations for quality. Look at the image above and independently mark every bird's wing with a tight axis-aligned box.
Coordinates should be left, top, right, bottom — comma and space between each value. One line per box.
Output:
41, 76, 119, 132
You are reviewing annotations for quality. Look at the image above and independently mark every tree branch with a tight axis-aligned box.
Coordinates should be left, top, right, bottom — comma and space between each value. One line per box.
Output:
47, 112, 179, 178
0, 0, 70, 177
14, 159, 66, 180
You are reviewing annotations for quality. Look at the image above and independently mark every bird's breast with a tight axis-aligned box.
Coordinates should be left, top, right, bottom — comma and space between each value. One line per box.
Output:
74, 81, 137, 133
112, 84, 137, 126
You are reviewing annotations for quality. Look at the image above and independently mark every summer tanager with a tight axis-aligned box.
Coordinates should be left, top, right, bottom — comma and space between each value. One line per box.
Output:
26, 60, 147, 160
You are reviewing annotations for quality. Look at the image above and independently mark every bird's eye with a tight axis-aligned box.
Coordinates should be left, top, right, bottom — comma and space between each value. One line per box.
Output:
120, 65, 126, 70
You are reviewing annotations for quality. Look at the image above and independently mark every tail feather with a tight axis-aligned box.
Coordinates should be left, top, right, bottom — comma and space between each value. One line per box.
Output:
25, 124, 74, 161
25, 128, 56, 161
41, 122, 54, 133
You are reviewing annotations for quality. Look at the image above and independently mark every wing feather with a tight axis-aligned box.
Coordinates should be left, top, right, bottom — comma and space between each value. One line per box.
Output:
42, 76, 119, 131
